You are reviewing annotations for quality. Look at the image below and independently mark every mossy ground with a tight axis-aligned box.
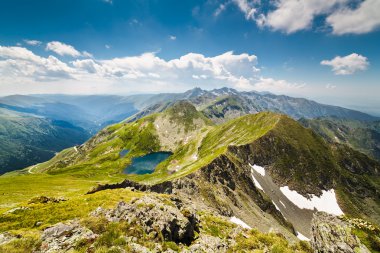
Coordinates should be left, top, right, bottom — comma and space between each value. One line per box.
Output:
0, 203, 312, 253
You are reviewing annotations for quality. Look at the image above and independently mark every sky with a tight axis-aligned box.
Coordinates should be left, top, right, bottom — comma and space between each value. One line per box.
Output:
0, 0, 379, 114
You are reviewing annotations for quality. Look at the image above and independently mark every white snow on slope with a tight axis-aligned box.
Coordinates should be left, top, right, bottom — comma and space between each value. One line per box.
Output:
280, 186, 343, 216
250, 169, 264, 190
272, 201, 281, 211
250, 164, 265, 176
230, 216, 252, 229
296, 231, 310, 241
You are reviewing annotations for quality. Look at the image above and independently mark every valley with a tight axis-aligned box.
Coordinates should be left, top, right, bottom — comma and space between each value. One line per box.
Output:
1, 95, 379, 252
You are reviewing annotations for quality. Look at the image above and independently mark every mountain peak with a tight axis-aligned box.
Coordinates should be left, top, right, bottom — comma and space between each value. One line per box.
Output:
183, 87, 207, 98
210, 87, 239, 96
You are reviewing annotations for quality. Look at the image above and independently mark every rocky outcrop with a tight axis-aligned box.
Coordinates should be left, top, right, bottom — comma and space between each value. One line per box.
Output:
0, 232, 18, 246
94, 195, 199, 244
40, 220, 97, 253
311, 212, 370, 253
185, 234, 229, 252
28, 196, 66, 204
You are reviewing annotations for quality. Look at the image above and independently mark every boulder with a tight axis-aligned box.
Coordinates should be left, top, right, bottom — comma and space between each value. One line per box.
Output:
40, 220, 97, 253
186, 234, 229, 253
101, 195, 198, 244
311, 212, 370, 253
0, 232, 17, 246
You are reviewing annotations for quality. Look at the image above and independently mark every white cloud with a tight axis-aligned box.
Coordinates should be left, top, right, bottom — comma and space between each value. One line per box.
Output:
258, 0, 348, 34
103, 0, 112, 4
232, 0, 256, 20
231, 0, 380, 35
0, 45, 75, 82
321, 53, 369, 75
23, 39, 42, 46
214, 2, 227, 17
82, 51, 93, 58
326, 0, 380, 35
46, 41, 81, 57
253, 77, 306, 93
169, 35, 176, 40
105, 44, 111, 49
0, 44, 305, 95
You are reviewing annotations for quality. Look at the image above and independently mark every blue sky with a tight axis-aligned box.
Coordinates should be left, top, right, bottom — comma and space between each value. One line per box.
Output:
0, 0, 379, 114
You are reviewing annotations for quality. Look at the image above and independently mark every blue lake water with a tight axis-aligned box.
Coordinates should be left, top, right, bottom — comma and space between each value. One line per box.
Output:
119, 149, 130, 157
124, 152, 172, 175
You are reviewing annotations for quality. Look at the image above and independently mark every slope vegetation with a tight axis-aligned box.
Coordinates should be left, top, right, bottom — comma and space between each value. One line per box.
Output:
0, 109, 89, 174
300, 117, 380, 161
1, 104, 379, 252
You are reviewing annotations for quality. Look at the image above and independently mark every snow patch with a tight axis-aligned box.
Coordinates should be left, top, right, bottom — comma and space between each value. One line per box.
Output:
296, 231, 310, 241
250, 164, 265, 176
279, 200, 286, 209
230, 216, 251, 229
250, 170, 264, 191
272, 201, 281, 211
280, 186, 343, 216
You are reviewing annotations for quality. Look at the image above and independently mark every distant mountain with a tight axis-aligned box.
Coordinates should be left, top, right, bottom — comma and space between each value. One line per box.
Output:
0, 108, 90, 174
0, 88, 378, 174
299, 116, 380, 161
127, 87, 379, 123
0, 94, 143, 133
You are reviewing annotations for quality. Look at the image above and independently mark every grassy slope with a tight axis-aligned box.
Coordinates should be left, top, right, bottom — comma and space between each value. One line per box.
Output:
1, 109, 379, 228
0, 111, 280, 212
0, 111, 90, 174
299, 117, 380, 161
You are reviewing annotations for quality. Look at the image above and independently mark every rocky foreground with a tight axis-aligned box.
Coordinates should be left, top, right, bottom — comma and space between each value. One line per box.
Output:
1, 193, 377, 253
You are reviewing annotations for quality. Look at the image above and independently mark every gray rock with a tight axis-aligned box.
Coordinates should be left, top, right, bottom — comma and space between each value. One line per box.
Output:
40, 220, 97, 253
311, 212, 370, 253
4, 206, 29, 214
102, 195, 198, 244
0, 232, 16, 246
128, 242, 151, 253
186, 234, 229, 253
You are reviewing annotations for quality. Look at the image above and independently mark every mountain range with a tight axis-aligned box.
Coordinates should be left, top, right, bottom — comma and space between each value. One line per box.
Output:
1, 87, 379, 174
0, 97, 379, 252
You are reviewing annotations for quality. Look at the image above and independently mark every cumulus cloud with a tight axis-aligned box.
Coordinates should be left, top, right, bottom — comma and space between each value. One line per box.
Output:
23, 39, 42, 46
326, 0, 380, 35
262, 0, 348, 33
231, 0, 380, 35
169, 35, 176, 40
321, 53, 369, 75
0, 45, 75, 82
46, 41, 91, 58
0, 44, 305, 95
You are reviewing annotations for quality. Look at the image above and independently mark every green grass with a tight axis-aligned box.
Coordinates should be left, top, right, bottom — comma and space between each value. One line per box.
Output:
199, 112, 281, 158
0, 188, 144, 232
199, 212, 312, 253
